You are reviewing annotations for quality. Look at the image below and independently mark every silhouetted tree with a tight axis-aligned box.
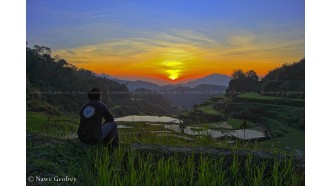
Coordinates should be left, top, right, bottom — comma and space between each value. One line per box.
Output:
231, 69, 246, 79
246, 70, 259, 81
226, 69, 260, 96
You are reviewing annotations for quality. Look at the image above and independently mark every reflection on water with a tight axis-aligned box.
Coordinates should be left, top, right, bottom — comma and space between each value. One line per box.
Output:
115, 115, 266, 140
164, 125, 266, 140
117, 125, 133, 129
115, 115, 182, 123
226, 129, 265, 139
164, 125, 226, 138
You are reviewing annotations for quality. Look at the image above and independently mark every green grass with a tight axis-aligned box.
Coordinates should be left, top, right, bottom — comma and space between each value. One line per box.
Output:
196, 104, 223, 116
181, 111, 190, 117
26, 111, 304, 151
117, 122, 226, 148
118, 121, 164, 131
190, 126, 206, 132
119, 129, 225, 148
226, 118, 256, 129
26, 111, 305, 185
27, 111, 79, 137
259, 127, 305, 151
238, 92, 305, 101
238, 92, 277, 100
104, 150, 301, 185
27, 133, 304, 185
26, 100, 60, 114
208, 95, 228, 102
26, 112, 48, 132
256, 116, 305, 151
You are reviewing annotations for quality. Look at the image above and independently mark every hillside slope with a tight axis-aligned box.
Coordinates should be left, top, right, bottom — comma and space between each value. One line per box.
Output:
183, 73, 230, 88
180, 93, 305, 150
27, 46, 136, 116
261, 59, 305, 98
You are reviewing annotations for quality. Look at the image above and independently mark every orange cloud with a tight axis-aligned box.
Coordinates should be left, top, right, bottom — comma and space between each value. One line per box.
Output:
54, 29, 304, 84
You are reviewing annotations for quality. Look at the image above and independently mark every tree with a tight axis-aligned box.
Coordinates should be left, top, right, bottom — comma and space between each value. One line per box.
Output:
226, 69, 260, 96
33, 45, 52, 56
246, 70, 259, 82
58, 59, 68, 67
231, 69, 246, 79
26, 45, 134, 115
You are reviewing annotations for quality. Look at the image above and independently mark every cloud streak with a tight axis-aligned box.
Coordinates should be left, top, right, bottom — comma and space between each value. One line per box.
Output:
54, 26, 304, 84
28, 0, 304, 84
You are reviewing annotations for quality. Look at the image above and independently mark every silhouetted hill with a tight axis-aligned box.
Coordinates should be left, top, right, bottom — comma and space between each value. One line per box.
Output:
98, 73, 228, 108
97, 73, 118, 81
193, 84, 227, 92
26, 45, 178, 116
262, 59, 305, 81
183, 73, 230, 88
99, 73, 230, 91
130, 88, 182, 115
97, 74, 165, 91
26, 46, 137, 116
162, 84, 227, 109
224, 59, 305, 99
261, 58, 305, 98
159, 84, 181, 91
120, 80, 162, 91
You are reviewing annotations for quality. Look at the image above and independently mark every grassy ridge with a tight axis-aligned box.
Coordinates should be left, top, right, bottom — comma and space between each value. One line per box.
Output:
236, 93, 305, 107
181, 93, 305, 151
26, 111, 304, 185
226, 118, 256, 129
27, 133, 304, 185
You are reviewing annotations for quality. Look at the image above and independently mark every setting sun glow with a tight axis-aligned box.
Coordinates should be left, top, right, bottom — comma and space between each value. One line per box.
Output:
167, 69, 180, 81
163, 61, 182, 81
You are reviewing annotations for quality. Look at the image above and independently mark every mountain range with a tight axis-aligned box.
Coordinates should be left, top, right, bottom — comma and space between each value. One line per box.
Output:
97, 73, 230, 109
97, 73, 230, 91
182, 73, 230, 88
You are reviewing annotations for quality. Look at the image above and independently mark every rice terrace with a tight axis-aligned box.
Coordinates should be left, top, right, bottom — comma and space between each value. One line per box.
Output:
27, 91, 305, 185
26, 0, 305, 185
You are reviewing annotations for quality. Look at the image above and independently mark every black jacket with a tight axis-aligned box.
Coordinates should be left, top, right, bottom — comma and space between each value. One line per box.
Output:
77, 101, 114, 143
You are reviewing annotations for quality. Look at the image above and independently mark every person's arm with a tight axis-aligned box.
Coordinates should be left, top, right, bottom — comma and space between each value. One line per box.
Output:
101, 104, 115, 123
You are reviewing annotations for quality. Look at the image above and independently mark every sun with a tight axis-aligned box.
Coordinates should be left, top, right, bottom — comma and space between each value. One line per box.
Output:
169, 74, 178, 80
163, 61, 182, 81
166, 69, 180, 81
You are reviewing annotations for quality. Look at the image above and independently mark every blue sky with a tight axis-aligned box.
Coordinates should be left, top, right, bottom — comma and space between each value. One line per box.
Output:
27, 0, 305, 84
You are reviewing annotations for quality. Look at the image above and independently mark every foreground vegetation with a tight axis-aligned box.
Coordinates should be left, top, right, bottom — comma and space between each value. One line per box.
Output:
26, 111, 304, 185
28, 134, 303, 185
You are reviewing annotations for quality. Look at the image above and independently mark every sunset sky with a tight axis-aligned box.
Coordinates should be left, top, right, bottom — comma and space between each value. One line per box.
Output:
27, 0, 305, 85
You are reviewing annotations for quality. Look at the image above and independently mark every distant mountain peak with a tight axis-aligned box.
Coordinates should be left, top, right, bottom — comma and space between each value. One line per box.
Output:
182, 73, 230, 88
96, 73, 229, 91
